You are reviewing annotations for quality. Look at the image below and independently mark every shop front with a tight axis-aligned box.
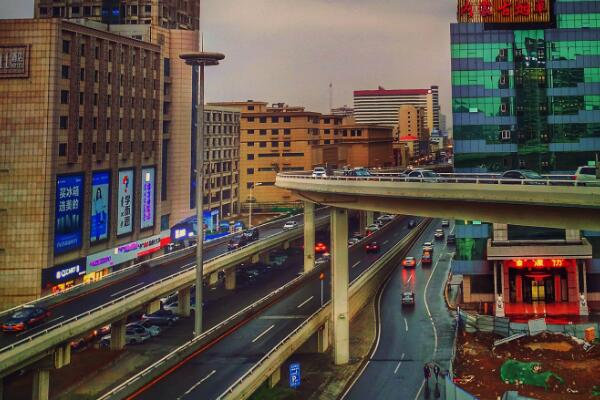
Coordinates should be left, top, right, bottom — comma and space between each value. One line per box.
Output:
42, 258, 86, 294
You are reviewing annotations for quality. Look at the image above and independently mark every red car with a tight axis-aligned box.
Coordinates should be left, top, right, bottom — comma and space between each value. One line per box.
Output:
422, 251, 432, 265
402, 257, 416, 268
315, 242, 328, 253
365, 241, 380, 254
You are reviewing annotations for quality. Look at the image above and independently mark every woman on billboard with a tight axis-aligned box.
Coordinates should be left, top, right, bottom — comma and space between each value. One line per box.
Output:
92, 187, 108, 241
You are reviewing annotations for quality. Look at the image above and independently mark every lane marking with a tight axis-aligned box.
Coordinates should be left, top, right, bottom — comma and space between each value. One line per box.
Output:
297, 296, 314, 309
393, 353, 406, 375
179, 262, 195, 269
16, 316, 65, 337
110, 282, 146, 297
351, 261, 361, 269
178, 370, 216, 399
383, 240, 389, 245
251, 324, 275, 343
259, 315, 307, 320
404, 317, 408, 332
407, 274, 413, 283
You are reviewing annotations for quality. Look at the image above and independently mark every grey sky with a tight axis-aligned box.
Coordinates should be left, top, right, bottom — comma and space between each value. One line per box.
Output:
0, 0, 456, 121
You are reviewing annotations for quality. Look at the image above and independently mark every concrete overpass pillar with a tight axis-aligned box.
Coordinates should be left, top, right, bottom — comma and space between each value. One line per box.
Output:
331, 207, 349, 365
366, 211, 374, 227
359, 211, 366, 235
251, 254, 259, 264
283, 240, 290, 250
209, 272, 219, 286
0, 376, 3, 400
178, 288, 191, 317
145, 299, 160, 316
225, 268, 236, 290
318, 322, 329, 353
32, 369, 50, 400
304, 201, 316, 272
267, 366, 281, 388
111, 319, 127, 350
54, 343, 71, 369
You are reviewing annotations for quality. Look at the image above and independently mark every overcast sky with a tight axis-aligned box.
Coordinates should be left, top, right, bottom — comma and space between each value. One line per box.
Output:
1, 0, 456, 122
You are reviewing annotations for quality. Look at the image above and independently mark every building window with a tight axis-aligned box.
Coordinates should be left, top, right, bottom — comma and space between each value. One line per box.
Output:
284, 116, 291, 123
83, 6, 91, 16
58, 143, 67, 156
247, 105, 255, 110
247, 141, 254, 147
247, 182, 254, 189
144, 5, 151, 13
271, 141, 279, 147
247, 154, 254, 160
160, 215, 170, 231
39, 7, 47, 15
247, 117, 254, 122
283, 141, 290, 147
259, 142, 267, 148
271, 117, 279, 123
60, 90, 69, 104
259, 117, 267, 123
61, 65, 69, 79
247, 168, 254, 174
59, 116, 68, 129
163, 58, 170, 77
62, 40, 70, 54
80, 68, 85, 81
284, 129, 291, 135
271, 129, 278, 135
259, 130, 266, 135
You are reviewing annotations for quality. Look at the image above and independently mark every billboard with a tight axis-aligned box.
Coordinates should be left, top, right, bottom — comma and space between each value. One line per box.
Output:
457, 0, 551, 24
90, 171, 110, 243
117, 169, 134, 236
42, 258, 86, 288
140, 167, 155, 230
54, 174, 84, 254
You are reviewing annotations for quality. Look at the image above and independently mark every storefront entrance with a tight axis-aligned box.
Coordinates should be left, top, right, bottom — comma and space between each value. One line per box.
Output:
509, 267, 567, 304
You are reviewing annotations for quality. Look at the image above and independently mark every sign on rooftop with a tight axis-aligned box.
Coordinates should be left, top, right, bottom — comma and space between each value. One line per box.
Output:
457, 0, 552, 24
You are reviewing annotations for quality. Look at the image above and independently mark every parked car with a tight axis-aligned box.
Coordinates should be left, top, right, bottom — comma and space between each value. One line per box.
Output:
312, 167, 327, 178
70, 329, 99, 351
352, 233, 365, 241
401, 292, 416, 306
283, 220, 299, 230
315, 253, 330, 266
127, 322, 160, 337
402, 257, 417, 268
100, 325, 151, 347
422, 251, 432, 265
242, 227, 260, 242
500, 170, 546, 185
346, 168, 371, 177
1, 305, 51, 332
377, 215, 395, 225
142, 309, 179, 326
434, 229, 445, 240
422, 242, 433, 252
407, 220, 417, 229
447, 234, 456, 245
227, 235, 248, 250
574, 165, 599, 186
366, 224, 380, 235
406, 169, 441, 182
315, 242, 328, 253
441, 220, 449, 228
365, 241, 381, 254
348, 237, 360, 246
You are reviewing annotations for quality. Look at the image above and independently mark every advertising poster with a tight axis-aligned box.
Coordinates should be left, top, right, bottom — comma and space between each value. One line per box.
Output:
55, 174, 84, 254
90, 171, 110, 243
117, 169, 134, 236
140, 167, 155, 230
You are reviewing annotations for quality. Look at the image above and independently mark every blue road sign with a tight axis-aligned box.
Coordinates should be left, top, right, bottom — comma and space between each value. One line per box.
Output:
289, 362, 301, 389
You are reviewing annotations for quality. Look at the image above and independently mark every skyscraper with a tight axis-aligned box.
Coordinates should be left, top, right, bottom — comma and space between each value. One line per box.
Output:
451, 0, 599, 317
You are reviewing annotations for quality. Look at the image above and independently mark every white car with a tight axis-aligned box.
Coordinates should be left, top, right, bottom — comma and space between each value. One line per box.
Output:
441, 220, 449, 227
348, 237, 360, 246
366, 224, 380, 233
312, 167, 327, 178
377, 215, 395, 224
127, 321, 160, 337
575, 166, 599, 186
283, 220, 299, 230
100, 325, 151, 347
423, 242, 433, 252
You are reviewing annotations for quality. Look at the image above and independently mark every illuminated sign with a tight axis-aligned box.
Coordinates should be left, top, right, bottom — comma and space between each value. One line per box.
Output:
457, 0, 551, 24
91, 171, 110, 243
117, 169, 134, 236
54, 174, 84, 254
506, 258, 575, 269
42, 258, 86, 288
140, 167, 155, 230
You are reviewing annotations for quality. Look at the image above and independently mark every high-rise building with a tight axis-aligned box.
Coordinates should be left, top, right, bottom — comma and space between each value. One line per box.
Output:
353, 86, 440, 131
331, 106, 354, 118
398, 105, 427, 139
34, 0, 199, 30
451, 0, 598, 316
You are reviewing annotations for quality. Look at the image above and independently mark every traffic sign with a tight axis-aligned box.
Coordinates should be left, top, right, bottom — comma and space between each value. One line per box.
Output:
289, 362, 301, 389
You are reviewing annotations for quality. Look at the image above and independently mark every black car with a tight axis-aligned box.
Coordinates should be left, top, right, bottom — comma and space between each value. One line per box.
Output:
408, 220, 417, 229
447, 234, 456, 245
2, 306, 51, 332
227, 235, 248, 250
142, 309, 180, 326
242, 227, 259, 242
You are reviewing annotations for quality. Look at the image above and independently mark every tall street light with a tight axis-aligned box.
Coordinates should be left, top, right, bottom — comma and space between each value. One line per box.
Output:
248, 182, 262, 228
180, 50, 225, 337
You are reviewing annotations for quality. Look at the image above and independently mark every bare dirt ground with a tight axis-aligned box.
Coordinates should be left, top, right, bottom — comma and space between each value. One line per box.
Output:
454, 330, 600, 399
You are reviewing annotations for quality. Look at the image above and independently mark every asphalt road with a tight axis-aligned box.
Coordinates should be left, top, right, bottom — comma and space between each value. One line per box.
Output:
0, 209, 329, 350
130, 216, 424, 400
342, 220, 456, 400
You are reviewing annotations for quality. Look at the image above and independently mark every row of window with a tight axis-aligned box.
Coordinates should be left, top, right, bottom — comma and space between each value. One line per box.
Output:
60, 65, 159, 91
247, 141, 291, 148
454, 123, 600, 143
57, 141, 155, 157
60, 90, 158, 111
453, 95, 600, 116
246, 152, 305, 160
62, 40, 159, 69
205, 112, 239, 123
59, 116, 158, 130
245, 116, 327, 124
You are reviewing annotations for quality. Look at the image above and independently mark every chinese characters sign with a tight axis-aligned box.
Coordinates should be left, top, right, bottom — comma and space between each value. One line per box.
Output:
140, 167, 155, 230
457, 0, 551, 24
54, 174, 84, 254
0, 46, 29, 78
91, 171, 110, 243
117, 169, 134, 236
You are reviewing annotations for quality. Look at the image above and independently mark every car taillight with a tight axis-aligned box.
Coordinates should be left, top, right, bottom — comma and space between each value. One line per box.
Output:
571, 175, 576, 180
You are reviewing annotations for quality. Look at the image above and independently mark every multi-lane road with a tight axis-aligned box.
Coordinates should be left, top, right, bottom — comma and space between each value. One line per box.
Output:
0, 209, 329, 351
122, 216, 424, 399
343, 220, 456, 399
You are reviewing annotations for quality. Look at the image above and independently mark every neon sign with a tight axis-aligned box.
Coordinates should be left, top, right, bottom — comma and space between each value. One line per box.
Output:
506, 258, 575, 269
457, 0, 551, 24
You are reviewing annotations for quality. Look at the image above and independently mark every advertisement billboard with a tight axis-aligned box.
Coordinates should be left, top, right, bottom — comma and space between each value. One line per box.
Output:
91, 171, 110, 243
140, 167, 155, 230
54, 174, 84, 254
457, 0, 551, 24
42, 258, 86, 288
117, 169, 134, 236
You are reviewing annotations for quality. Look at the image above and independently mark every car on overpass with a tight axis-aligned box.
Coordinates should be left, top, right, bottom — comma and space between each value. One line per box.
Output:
346, 167, 371, 177
348, 237, 360, 246
365, 241, 380, 254
574, 165, 599, 186
422, 251, 432, 265
242, 227, 260, 242
1, 305, 51, 332
401, 292, 415, 306
441, 220, 449, 227
407, 219, 417, 229
315, 242, 328, 253
227, 235, 249, 250
434, 229, 444, 240
283, 220, 299, 230
312, 167, 327, 178
422, 242, 433, 252
402, 256, 416, 268
500, 169, 546, 185
406, 169, 441, 182
447, 234, 456, 245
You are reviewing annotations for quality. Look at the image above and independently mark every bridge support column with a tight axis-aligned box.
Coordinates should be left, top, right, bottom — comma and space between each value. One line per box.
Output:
283, 240, 290, 250
225, 268, 236, 290
111, 319, 127, 350
366, 211, 374, 227
331, 207, 349, 365
145, 299, 160, 316
304, 201, 315, 272
209, 272, 219, 286
251, 254, 259, 264
178, 288, 191, 317
0, 376, 4, 400
54, 343, 71, 369
32, 369, 50, 400
267, 366, 281, 388
318, 321, 329, 353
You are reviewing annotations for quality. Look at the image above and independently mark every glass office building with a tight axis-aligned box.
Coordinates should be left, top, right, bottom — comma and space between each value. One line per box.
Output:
451, 0, 599, 317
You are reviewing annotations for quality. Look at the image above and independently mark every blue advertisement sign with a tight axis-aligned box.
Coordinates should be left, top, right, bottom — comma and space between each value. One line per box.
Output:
91, 171, 110, 243
42, 258, 86, 288
140, 167, 155, 230
289, 362, 301, 389
55, 174, 84, 254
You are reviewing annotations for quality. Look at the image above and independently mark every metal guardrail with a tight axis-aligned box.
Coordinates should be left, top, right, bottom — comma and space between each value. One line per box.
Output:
0, 216, 329, 357
277, 171, 599, 187
0, 211, 311, 321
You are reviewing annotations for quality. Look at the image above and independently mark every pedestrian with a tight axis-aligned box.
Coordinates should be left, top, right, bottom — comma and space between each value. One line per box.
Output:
424, 364, 431, 381
433, 364, 440, 381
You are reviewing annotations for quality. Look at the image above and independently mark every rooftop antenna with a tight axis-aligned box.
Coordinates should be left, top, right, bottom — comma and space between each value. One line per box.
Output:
329, 82, 333, 111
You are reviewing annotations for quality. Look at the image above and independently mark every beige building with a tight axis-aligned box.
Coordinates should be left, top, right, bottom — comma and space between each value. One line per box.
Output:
397, 105, 427, 140
337, 124, 394, 169
0, 19, 164, 309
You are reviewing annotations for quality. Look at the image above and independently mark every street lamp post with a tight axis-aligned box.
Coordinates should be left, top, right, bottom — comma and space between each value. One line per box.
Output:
248, 182, 262, 228
180, 50, 225, 337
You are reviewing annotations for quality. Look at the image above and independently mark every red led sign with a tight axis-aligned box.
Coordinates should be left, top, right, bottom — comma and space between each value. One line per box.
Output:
505, 258, 575, 269
457, 0, 551, 23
